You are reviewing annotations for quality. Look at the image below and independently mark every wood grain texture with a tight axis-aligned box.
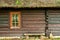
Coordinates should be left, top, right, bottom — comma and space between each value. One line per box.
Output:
48, 10, 60, 36
0, 10, 45, 36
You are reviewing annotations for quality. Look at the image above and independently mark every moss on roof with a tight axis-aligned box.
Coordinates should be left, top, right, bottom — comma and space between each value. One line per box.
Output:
0, 0, 60, 7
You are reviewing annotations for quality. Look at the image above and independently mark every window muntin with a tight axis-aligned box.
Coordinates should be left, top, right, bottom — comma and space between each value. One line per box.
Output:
10, 12, 21, 29
12, 14, 18, 26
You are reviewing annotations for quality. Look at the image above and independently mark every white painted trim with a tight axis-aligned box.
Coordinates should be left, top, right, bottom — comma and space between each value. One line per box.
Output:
24, 33, 45, 35
53, 36, 60, 38
0, 37, 20, 39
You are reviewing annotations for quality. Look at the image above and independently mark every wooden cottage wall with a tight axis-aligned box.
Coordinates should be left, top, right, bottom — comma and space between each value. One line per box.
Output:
0, 10, 23, 37
0, 10, 60, 36
0, 10, 45, 37
1, 9, 60, 37
0, 11, 10, 37
48, 10, 60, 36
22, 10, 45, 33
0, 11, 9, 27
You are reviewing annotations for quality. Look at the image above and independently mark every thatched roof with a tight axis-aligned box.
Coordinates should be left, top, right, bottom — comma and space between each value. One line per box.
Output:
0, 0, 60, 7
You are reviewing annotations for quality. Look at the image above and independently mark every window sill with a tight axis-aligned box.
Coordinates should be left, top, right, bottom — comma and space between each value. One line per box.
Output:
10, 27, 20, 29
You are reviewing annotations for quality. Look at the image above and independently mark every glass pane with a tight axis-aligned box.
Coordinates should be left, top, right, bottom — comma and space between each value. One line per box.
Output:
12, 14, 19, 27
12, 23, 18, 27
12, 14, 18, 22
12, 14, 15, 22
12, 23, 15, 26
16, 14, 18, 22
16, 23, 18, 26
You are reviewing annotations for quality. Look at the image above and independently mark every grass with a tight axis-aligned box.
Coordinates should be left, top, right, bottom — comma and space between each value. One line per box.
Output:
0, 38, 60, 40
0, 37, 60, 40
54, 38, 60, 40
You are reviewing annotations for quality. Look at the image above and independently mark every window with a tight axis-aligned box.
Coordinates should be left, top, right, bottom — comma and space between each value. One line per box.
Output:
10, 12, 21, 29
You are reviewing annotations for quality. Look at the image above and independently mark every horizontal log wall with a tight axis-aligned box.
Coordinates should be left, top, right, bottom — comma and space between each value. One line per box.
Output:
0, 10, 45, 37
0, 12, 9, 28
48, 10, 60, 36
0, 10, 60, 37
22, 10, 45, 33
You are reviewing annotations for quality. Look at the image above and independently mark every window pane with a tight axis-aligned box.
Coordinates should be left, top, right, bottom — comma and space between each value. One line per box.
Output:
16, 14, 18, 22
12, 14, 18, 22
12, 14, 19, 27
12, 23, 18, 27
12, 14, 15, 22
12, 23, 15, 26
16, 23, 18, 26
